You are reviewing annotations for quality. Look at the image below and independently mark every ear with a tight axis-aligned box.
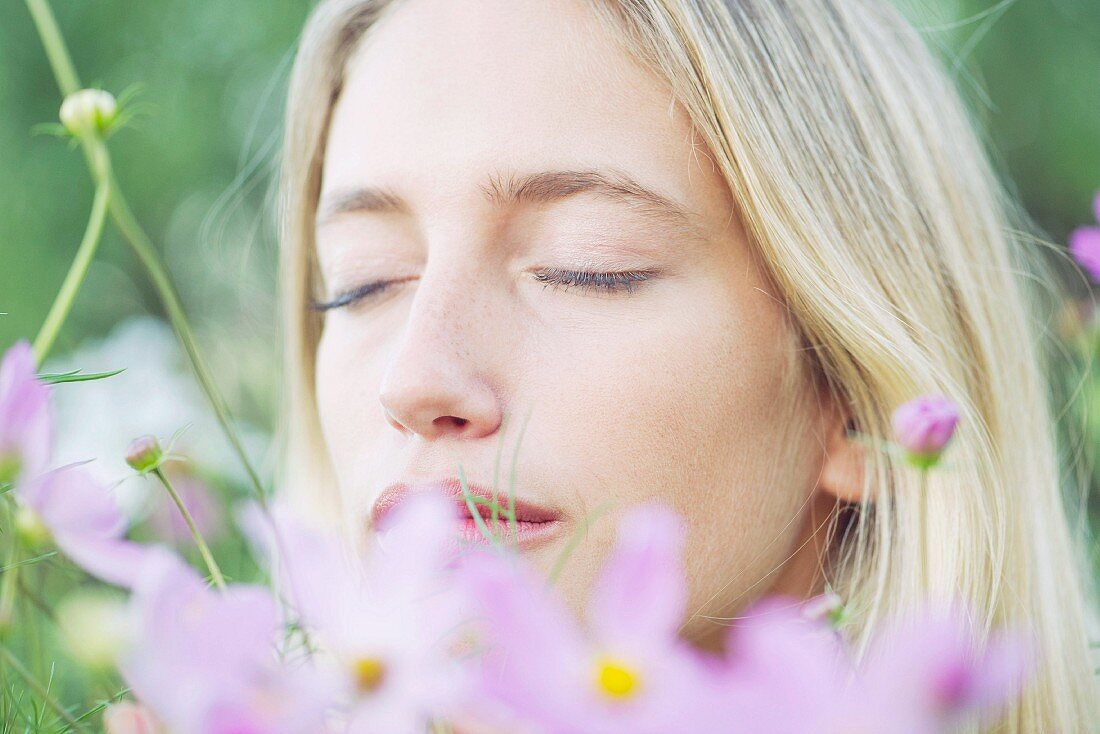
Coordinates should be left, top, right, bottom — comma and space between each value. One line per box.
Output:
817, 405, 867, 505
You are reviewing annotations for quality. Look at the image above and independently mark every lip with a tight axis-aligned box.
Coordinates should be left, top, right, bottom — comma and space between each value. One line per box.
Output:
370, 477, 563, 549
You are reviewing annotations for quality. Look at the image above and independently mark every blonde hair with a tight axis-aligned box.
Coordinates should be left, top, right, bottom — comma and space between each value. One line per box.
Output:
275, 0, 1100, 729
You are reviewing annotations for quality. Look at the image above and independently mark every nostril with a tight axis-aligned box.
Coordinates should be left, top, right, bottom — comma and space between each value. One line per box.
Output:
438, 416, 469, 430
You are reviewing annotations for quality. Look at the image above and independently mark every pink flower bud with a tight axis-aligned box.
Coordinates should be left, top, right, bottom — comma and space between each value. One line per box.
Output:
891, 394, 960, 469
1067, 191, 1100, 283
125, 435, 163, 474
1069, 226, 1100, 283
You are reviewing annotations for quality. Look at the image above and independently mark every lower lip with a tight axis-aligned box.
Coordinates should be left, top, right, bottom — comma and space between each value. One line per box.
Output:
456, 516, 563, 549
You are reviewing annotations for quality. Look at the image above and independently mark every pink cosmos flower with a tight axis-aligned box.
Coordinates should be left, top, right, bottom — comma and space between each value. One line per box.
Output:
891, 394, 960, 468
458, 503, 720, 734
715, 596, 1031, 733
1069, 191, 1100, 282
0, 340, 52, 486
240, 491, 472, 734
118, 548, 333, 734
16, 465, 149, 588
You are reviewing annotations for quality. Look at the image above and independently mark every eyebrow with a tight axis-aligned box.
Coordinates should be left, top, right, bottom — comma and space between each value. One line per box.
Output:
315, 167, 701, 234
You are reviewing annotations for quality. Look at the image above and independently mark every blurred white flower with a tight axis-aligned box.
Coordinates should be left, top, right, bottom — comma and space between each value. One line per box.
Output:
43, 316, 269, 518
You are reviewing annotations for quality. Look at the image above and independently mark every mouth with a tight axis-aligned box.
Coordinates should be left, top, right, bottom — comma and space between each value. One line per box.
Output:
370, 476, 564, 550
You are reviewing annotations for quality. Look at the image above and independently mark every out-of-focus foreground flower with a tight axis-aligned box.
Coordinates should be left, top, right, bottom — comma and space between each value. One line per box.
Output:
241, 492, 474, 734
711, 596, 1031, 733
458, 504, 737, 734
0, 339, 52, 486
117, 548, 333, 734
16, 465, 150, 588
1, 340, 149, 587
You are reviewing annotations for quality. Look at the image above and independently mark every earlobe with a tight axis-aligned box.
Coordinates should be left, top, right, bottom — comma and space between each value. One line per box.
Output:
817, 415, 867, 504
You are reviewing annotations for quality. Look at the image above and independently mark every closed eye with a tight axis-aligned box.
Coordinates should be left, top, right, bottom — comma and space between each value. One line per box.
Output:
310, 279, 401, 311
531, 267, 656, 295
311, 268, 656, 312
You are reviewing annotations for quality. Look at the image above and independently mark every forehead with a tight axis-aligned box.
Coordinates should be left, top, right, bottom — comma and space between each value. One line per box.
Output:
321, 0, 733, 224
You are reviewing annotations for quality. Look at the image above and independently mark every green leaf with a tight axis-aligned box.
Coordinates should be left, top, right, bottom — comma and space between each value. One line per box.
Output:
29, 122, 70, 139
37, 368, 125, 384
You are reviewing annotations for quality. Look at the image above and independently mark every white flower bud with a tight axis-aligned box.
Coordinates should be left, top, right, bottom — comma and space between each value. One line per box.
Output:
59, 89, 118, 135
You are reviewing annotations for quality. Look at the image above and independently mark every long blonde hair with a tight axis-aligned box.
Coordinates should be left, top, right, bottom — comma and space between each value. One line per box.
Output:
275, 0, 1100, 729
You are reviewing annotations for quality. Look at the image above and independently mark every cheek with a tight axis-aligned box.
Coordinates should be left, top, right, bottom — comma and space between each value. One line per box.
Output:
314, 323, 388, 481
535, 277, 818, 606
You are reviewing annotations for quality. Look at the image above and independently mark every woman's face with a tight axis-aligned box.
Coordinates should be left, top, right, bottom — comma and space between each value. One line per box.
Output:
313, 0, 840, 646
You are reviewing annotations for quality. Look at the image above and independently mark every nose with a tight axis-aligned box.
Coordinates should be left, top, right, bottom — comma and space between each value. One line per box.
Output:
377, 271, 504, 442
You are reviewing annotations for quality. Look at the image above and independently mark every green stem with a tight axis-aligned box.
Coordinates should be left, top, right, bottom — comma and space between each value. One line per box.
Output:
0, 497, 18, 632
24, 0, 80, 96
457, 464, 498, 546
0, 644, 88, 732
919, 467, 929, 594
33, 174, 110, 365
111, 187, 267, 507
24, 0, 268, 507
152, 468, 226, 589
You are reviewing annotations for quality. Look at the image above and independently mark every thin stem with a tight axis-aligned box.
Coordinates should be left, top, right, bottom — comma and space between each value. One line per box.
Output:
24, 0, 268, 507
0, 497, 18, 631
919, 467, 929, 594
152, 468, 226, 589
24, 0, 80, 96
505, 405, 533, 548
33, 175, 111, 365
0, 644, 88, 732
112, 188, 267, 507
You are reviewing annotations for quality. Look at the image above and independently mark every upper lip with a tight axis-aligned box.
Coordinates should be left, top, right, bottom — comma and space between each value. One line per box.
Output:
370, 476, 562, 531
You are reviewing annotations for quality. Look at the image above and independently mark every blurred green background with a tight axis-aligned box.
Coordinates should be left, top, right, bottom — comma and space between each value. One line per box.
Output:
0, 0, 1098, 535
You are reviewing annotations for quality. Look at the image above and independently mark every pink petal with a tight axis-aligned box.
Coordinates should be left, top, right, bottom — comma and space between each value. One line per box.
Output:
719, 596, 848, 726
890, 394, 960, 456
370, 489, 463, 590
121, 549, 287, 730
0, 340, 52, 480
861, 606, 1032, 728
24, 465, 127, 538
589, 503, 686, 645
55, 535, 152, 588
236, 500, 352, 633
459, 550, 588, 719
1069, 226, 1100, 283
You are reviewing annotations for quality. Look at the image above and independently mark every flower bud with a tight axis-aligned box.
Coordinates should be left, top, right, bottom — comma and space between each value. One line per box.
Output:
891, 394, 960, 469
125, 435, 164, 474
1069, 225, 1100, 284
59, 88, 118, 135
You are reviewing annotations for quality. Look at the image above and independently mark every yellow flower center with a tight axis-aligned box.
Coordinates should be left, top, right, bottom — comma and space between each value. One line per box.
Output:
594, 657, 640, 700
353, 657, 387, 693
14, 505, 50, 547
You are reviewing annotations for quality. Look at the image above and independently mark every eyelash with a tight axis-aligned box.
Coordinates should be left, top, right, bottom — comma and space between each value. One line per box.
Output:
311, 268, 655, 312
